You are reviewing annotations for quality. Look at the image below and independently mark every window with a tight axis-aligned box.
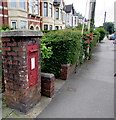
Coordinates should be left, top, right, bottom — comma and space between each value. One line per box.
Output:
11, 21, 17, 29
60, 26, 62, 29
44, 24, 48, 30
60, 9, 62, 20
75, 17, 77, 25
35, 4, 39, 15
19, 0, 25, 10
49, 3, 52, 17
44, 2, 48, 17
29, 0, 33, 14
10, 0, 16, 8
56, 8, 59, 19
35, 0, 39, 15
55, 26, 59, 30
29, 0, 39, 15
20, 21, 26, 29
67, 14, 69, 23
30, 26, 34, 30
36, 26, 39, 30
50, 25, 52, 30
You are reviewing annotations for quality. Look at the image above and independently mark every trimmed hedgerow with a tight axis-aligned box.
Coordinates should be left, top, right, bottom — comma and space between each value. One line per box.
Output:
41, 29, 100, 77
41, 30, 82, 77
96, 27, 106, 42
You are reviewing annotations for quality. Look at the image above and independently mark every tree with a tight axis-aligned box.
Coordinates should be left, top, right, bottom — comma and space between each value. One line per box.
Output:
103, 22, 115, 34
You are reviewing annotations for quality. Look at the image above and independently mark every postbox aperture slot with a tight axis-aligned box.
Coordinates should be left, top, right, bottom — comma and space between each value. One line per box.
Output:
30, 49, 38, 52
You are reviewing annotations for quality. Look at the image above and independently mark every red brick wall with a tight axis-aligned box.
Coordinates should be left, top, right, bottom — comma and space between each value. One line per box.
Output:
0, 0, 8, 27
28, 15, 41, 29
2, 37, 41, 113
0, 17, 8, 27
41, 73, 55, 98
60, 64, 77, 80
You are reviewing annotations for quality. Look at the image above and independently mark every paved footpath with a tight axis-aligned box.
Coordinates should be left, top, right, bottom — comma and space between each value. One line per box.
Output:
37, 38, 114, 118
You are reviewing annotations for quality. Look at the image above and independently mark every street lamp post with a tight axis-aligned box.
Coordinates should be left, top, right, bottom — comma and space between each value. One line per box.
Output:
88, 0, 96, 32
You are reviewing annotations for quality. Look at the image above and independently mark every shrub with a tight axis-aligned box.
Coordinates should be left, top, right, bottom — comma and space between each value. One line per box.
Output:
41, 30, 82, 77
0, 25, 13, 32
82, 30, 100, 60
96, 27, 106, 42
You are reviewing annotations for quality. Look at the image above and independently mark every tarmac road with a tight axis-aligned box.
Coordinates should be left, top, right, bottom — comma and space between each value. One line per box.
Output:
37, 37, 114, 118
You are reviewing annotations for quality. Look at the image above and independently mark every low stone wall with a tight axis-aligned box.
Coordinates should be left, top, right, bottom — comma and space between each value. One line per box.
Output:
41, 72, 55, 98
60, 64, 77, 80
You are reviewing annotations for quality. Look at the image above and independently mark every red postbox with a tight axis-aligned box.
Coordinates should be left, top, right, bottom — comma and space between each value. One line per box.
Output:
28, 44, 38, 87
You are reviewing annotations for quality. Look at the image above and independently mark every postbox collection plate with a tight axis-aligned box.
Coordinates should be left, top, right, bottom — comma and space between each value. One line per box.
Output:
28, 44, 38, 87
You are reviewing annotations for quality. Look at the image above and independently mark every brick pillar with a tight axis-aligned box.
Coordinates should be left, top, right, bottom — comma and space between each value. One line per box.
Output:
1, 30, 43, 113
41, 73, 55, 98
60, 64, 70, 80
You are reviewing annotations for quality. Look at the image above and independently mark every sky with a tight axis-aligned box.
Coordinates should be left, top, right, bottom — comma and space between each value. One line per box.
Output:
64, 0, 115, 27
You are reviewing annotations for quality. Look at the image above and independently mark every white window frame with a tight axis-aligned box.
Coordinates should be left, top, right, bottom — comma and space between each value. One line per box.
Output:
11, 21, 17, 29
44, 24, 48, 30
60, 9, 62, 20
44, 2, 48, 17
29, 0, 34, 14
34, 0, 39, 15
49, 3, 52, 17
55, 26, 59, 30
49, 25, 52, 30
36, 26, 40, 30
20, 21, 27, 29
56, 8, 59, 19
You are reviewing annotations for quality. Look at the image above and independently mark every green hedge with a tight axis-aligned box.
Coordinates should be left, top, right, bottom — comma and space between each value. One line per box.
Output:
96, 27, 106, 42
41, 30, 82, 77
41, 29, 100, 77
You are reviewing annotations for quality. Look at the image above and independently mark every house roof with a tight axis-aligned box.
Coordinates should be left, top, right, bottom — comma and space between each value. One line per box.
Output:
77, 13, 84, 19
73, 9, 77, 16
53, 0, 61, 6
64, 4, 73, 13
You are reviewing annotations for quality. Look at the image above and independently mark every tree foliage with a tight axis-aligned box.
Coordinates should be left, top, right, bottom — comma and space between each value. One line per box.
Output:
103, 22, 115, 34
96, 27, 106, 42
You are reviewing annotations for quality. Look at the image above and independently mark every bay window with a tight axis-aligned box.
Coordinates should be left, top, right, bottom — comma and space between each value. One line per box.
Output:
10, 0, 16, 8
56, 8, 59, 19
29, 0, 33, 14
19, 0, 25, 10
49, 3, 52, 17
44, 2, 48, 17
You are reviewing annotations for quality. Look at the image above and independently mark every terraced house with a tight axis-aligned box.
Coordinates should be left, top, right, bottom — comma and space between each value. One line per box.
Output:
53, 0, 66, 30
0, 0, 86, 30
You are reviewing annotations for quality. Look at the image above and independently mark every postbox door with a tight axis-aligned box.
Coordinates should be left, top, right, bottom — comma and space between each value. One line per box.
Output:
28, 45, 38, 87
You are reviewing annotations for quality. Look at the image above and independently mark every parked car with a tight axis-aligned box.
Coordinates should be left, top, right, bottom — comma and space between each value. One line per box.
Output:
107, 33, 116, 40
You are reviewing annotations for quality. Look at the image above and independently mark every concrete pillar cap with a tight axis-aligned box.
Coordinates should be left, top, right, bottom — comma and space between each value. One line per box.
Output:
1, 29, 43, 38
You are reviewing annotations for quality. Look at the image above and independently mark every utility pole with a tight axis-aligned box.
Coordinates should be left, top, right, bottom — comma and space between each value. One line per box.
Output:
103, 11, 107, 29
104, 11, 107, 24
82, 0, 89, 35
88, 0, 96, 32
